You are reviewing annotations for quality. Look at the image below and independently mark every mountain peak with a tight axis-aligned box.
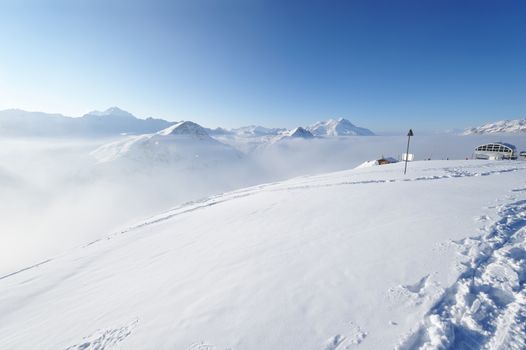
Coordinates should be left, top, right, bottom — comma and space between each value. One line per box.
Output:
307, 118, 374, 136
286, 127, 314, 138
335, 117, 354, 125
157, 121, 210, 138
85, 107, 135, 118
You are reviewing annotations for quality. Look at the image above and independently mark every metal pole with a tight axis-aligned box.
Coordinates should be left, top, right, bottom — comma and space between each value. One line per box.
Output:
404, 136, 410, 174
404, 129, 413, 175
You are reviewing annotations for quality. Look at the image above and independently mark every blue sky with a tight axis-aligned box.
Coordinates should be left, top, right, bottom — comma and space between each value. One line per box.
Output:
0, 0, 525, 132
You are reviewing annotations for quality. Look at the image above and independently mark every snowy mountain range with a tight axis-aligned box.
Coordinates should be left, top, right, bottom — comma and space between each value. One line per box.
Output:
0, 107, 173, 137
463, 118, 526, 135
307, 117, 375, 136
209, 118, 374, 141
0, 108, 374, 139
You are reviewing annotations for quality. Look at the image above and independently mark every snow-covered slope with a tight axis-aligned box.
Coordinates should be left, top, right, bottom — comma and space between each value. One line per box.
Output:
92, 121, 241, 165
307, 118, 375, 136
463, 118, 526, 135
1, 160, 526, 349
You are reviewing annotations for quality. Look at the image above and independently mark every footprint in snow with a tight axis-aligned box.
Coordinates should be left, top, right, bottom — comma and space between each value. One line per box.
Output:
325, 322, 367, 349
65, 319, 138, 350
402, 275, 429, 294
186, 343, 234, 350
186, 343, 216, 350
387, 274, 442, 307
475, 215, 490, 222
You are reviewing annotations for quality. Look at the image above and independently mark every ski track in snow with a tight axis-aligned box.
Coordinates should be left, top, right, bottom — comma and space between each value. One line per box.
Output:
397, 190, 526, 350
92, 163, 526, 244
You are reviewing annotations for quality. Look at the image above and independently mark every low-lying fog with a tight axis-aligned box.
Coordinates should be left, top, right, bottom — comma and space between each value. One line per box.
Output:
1, 134, 525, 275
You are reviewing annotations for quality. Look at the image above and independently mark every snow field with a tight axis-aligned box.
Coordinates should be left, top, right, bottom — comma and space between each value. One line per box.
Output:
0, 160, 526, 349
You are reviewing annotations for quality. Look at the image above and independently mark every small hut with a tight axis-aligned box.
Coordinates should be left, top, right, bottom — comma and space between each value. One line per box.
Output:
377, 156, 397, 165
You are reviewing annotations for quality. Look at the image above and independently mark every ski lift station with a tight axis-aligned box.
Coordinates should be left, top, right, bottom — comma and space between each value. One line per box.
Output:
473, 142, 517, 160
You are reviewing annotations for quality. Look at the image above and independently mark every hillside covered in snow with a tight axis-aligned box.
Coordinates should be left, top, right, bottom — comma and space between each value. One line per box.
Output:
1, 160, 526, 349
463, 118, 526, 135
92, 121, 242, 166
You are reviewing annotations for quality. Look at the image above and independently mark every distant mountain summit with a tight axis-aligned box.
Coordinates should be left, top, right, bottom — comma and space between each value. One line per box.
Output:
307, 118, 374, 136
283, 127, 314, 139
84, 107, 136, 119
158, 121, 211, 138
92, 121, 241, 164
79, 107, 173, 136
269, 127, 314, 144
463, 118, 526, 135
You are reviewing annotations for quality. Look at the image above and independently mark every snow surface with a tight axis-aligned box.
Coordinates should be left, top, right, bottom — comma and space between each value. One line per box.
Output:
463, 118, 526, 135
1, 160, 526, 349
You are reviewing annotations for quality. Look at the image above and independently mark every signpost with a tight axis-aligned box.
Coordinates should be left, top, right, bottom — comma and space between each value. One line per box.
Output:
404, 129, 414, 175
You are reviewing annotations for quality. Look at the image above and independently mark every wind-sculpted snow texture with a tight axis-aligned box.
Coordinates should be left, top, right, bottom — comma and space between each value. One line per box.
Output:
1, 160, 526, 349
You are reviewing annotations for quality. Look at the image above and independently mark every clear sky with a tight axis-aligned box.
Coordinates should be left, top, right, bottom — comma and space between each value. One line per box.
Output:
0, 0, 525, 132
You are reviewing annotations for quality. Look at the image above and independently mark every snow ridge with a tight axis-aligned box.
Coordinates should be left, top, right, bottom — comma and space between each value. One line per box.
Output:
398, 195, 526, 349
463, 118, 526, 135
